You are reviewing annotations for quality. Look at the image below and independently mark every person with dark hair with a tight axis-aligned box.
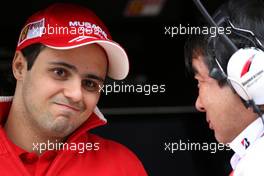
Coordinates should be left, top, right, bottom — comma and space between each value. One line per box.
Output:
0, 3, 147, 176
185, 0, 264, 175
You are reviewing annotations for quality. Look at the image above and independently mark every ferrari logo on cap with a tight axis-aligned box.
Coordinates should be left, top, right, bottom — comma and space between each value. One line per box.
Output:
17, 18, 45, 46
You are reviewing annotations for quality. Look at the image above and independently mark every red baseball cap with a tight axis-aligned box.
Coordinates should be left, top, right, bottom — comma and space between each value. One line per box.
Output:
16, 3, 129, 80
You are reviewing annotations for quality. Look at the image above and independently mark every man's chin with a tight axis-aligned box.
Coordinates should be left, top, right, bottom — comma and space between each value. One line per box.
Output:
50, 116, 74, 136
214, 132, 229, 144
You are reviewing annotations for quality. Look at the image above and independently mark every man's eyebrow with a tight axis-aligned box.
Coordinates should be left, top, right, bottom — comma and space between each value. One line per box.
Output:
49, 61, 77, 72
48, 61, 105, 82
84, 74, 105, 83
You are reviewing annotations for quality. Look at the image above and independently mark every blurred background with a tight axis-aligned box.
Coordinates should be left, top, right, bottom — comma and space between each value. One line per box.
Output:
0, 0, 233, 175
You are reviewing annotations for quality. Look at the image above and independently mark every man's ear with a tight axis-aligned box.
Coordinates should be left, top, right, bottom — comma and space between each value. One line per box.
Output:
12, 51, 28, 80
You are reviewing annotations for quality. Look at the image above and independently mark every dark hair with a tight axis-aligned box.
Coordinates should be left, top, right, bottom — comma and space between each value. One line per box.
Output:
21, 43, 46, 70
184, 34, 209, 74
0, 43, 45, 96
184, 0, 264, 84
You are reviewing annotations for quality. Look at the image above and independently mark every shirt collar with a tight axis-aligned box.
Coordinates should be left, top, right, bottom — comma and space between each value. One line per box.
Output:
0, 97, 13, 123
229, 117, 264, 168
229, 117, 264, 157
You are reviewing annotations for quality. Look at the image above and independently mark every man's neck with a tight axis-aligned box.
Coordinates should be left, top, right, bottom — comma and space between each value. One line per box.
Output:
4, 100, 64, 155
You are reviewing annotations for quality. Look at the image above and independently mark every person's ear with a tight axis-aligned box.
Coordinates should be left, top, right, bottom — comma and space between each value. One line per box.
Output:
12, 51, 28, 80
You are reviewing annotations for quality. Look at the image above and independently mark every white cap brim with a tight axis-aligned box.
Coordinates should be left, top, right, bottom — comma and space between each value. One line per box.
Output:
45, 39, 129, 80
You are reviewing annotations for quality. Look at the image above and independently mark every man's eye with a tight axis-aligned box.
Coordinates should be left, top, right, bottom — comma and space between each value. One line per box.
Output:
82, 80, 99, 91
52, 68, 68, 78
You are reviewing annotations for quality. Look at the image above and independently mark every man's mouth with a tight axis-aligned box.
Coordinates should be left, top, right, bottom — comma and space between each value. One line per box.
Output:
206, 117, 213, 130
207, 120, 213, 130
54, 102, 80, 112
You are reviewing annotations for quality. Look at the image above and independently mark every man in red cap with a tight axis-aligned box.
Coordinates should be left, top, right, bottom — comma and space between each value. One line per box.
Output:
0, 3, 147, 176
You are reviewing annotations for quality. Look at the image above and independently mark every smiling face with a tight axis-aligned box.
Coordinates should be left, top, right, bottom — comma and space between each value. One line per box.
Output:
192, 55, 257, 143
14, 44, 107, 138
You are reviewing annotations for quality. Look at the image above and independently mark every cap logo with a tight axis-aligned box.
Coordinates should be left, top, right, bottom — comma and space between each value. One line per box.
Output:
17, 18, 45, 46
240, 54, 256, 77
69, 21, 108, 40
241, 138, 250, 149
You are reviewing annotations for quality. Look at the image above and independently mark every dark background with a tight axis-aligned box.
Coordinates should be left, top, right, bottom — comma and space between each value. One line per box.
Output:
0, 0, 233, 176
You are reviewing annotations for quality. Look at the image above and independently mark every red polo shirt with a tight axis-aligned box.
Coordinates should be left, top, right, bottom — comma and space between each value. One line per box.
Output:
0, 98, 147, 176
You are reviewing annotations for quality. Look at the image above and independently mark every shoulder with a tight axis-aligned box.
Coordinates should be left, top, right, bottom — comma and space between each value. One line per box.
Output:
86, 133, 148, 176
234, 137, 264, 176
88, 133, 143, 161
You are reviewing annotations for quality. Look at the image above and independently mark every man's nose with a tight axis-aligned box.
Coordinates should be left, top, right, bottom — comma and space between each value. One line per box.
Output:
63, 79, 83, 103
195, 96, 205, 112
